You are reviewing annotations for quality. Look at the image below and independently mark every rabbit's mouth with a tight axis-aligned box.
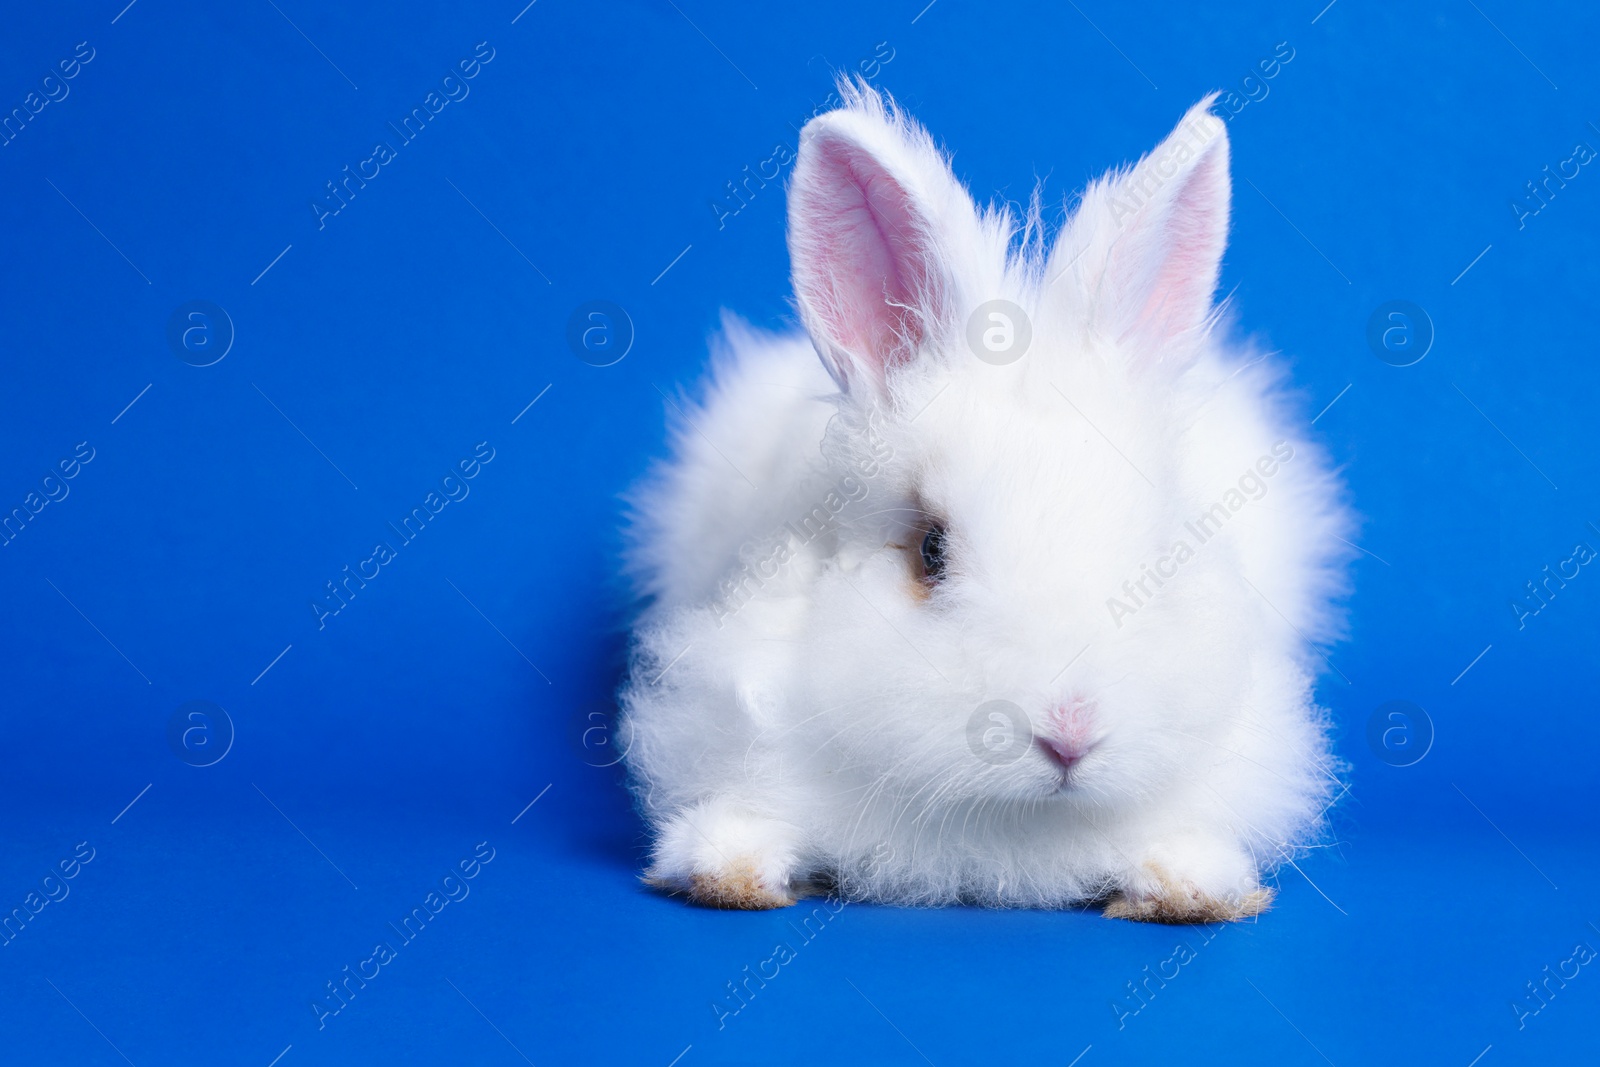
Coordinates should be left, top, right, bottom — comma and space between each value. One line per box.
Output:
1038, 736, 1091, 772
1037, 737, 1098, 792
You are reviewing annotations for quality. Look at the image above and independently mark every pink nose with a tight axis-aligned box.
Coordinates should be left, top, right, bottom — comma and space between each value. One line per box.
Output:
1039, 698, 1097, 771
1039, 736, 1090, 770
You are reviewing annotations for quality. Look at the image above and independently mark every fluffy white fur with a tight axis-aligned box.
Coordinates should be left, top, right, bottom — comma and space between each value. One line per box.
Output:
620, 83, 1351, 921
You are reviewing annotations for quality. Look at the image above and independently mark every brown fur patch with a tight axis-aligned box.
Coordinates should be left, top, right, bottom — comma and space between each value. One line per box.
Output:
886, 540, 934, 601
647, 860, 795, 910
1103, 864, 1274, 924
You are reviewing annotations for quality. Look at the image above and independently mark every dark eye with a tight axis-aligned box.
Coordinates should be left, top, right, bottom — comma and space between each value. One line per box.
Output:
920, 524, 948, 581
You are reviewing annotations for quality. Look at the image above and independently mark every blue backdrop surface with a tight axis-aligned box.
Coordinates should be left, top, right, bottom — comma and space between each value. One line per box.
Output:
1, 0, 1597, 1063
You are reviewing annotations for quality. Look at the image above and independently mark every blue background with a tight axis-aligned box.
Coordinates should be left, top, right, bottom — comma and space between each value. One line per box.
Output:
1, 0, 1596, 1063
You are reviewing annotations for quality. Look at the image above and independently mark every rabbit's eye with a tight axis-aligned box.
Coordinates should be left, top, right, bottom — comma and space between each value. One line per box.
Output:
920, 524, 948, 581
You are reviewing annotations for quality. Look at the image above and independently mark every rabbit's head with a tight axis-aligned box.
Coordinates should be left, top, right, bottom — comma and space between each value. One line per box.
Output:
777, 84, 1332, 818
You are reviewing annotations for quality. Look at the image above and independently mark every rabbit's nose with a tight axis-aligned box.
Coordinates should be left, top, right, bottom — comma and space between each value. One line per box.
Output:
1039, 698, 1097, 769
1039, 736, 1092, 770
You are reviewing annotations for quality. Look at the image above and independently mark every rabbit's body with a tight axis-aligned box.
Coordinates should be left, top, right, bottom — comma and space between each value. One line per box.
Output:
621, 87, 1350, 921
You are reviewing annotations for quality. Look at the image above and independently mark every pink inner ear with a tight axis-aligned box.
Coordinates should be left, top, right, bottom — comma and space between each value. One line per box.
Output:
1134, 142, 1228, 345
794, 135, 932, 382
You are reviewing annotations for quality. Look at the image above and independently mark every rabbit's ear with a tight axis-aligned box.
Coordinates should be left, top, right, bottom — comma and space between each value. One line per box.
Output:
1060, 96, 1231, 363
788, 91, 958, 394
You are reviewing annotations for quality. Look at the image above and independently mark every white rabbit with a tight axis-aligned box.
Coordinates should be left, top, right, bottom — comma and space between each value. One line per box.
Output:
619, 82, 1350, 922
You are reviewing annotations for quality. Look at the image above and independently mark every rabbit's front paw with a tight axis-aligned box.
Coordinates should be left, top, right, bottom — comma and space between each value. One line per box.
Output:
1103, 864, 1273, 923
644, 798, 800, 910
1104, 837, 1271, 924
681, 860, 794, 910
